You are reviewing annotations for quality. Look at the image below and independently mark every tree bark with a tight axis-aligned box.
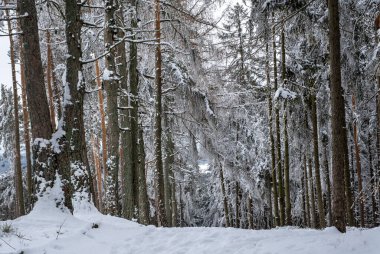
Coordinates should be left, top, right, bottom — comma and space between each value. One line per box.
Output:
235, 181, 241, 228
247, 195, 254, 229
272, 21, 285, 227
91, 134, 102, 212
164, 106, 174, 226
122, 0, 140, 220
352, 95, 365, 227
95, 60, 108, 180
103, 0, 120, 215
328, 0, 347, 233
219, 159, 230, 227
304, 154, 311, 227
368, 133, 378, 227
17, 0, 59, 206
6, 8, 25, 216
46, 31, 56, 131
308, 156, 317, 228
18, 26, 32, 209
61, 0, 91, 209
281, 28, 291, 226
154, 0, 167, 227
323, 139, 332, 227
267, 41, 279, 227
310, 85, 325, 228
138, 127, 150, 225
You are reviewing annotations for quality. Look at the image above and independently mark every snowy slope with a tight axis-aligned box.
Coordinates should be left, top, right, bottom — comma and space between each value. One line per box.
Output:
1, 198, 379, 254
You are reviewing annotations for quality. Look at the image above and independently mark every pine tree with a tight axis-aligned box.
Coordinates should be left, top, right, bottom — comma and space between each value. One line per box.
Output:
328, 0, 347, 233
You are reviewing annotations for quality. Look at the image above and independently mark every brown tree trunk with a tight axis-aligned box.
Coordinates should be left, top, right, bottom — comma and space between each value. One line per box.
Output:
91, 134, 102, 212
17, 0, 59, 206
103, 0, 120, 215
164, 106, 174, 226
95, 60, 108, 179
138, 127, 150, 225
322, 138, 333, 227
46, 31, 56, 130
154, 0, 167, 227
352, 95, 365, 227
18, 28, 32, 209
328, 0, 347, 233
310, 86, 326, 228
6, 8, 25, 216
62, 0, 91, 208
368, 133, 378, 227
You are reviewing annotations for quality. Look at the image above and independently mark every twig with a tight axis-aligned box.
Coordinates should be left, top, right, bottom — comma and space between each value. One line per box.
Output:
0, 237, 16, 250
56, 218, 67, 240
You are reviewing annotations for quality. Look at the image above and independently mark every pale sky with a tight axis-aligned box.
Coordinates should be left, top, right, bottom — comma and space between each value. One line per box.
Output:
0, 36, 12, 89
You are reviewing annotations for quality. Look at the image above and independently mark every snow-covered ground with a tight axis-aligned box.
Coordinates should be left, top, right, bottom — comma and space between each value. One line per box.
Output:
1, 197, 379, 254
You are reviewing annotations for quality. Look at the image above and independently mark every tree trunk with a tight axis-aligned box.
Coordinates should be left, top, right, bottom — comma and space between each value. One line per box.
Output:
377, 75, 380, 227
61, 0, 91, 209
138, 127, 150, 225
46, 31, 56, 131
91, 134, 102, 212
247, 195, 254, 229
6, 8, 25, 216
308, 156, 317, 228
328, 0, 347, 233
323, 140, 333, 227
154, 0, 167, 227
171, 172, 178, 227
267, 41, 279, 227
103, 0, 120, 215
219, 160, 230, 227
352, 95, 365, 227
281, 28, 291, 226
368, 133, 378, 227
164, 106, 174, 226
17, 0, 59, 206
122, 0, 140, 220
235, 182, 241, 228
301, 157, 307, 227
18, 26, 32, 209
310, 86, 325, 228
272, 21, 285, 226
304, 154, 311, 227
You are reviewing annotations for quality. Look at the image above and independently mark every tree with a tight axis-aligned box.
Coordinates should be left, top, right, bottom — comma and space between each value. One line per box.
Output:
103, 0, 120, 215
6, 6, 25, 216
328, 0, 347, 233
17, 0, 58, 205
154, 0, 167, 227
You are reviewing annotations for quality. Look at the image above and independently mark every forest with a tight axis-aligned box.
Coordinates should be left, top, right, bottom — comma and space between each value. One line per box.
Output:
0, 0, 380, 251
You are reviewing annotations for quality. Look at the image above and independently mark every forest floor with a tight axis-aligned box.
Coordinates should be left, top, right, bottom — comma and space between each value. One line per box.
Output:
0, 196, 379, 254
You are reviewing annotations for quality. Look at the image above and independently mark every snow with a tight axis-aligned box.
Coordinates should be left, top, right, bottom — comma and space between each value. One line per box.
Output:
274, 87, 297, 100
1, 205, 380, 254
102, 68, 114, 81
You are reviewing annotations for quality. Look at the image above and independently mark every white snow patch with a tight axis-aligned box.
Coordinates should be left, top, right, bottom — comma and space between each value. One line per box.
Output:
0, 204, 380, 253
274, 87, 297, 100
102, 68, 114, 81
